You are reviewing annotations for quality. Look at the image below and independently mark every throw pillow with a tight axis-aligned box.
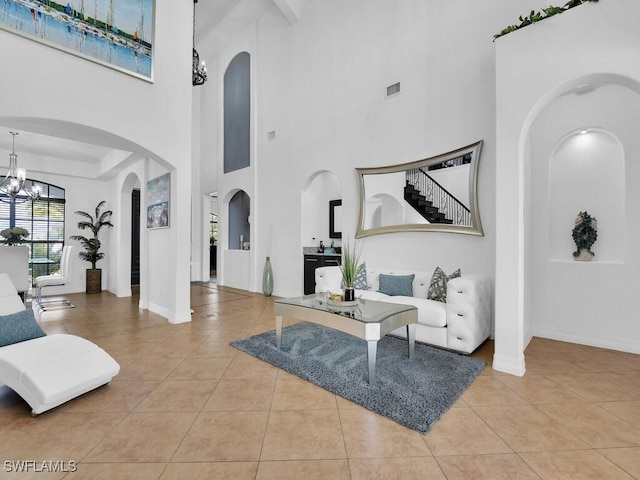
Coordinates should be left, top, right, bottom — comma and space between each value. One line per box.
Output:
341, 263, 368, 290
378, 273, 415, 297
0, 309, 47, 348
427, 267, 461, 303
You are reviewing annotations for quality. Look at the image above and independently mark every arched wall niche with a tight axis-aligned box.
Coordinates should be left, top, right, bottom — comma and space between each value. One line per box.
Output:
228, 190, 251, 250
220, 188, 251, 291
301, 171, 342, 249
548, 128, 624, 262
223, 52, 251, 174
524, 78, 640, 354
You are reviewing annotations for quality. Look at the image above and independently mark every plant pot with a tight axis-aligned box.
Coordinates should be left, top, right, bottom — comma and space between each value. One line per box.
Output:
574, 249, 594, 262
86, 268, 102, 294
344, 287, 355, 302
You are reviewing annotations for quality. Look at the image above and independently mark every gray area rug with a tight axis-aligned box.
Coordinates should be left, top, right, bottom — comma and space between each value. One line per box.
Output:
231, 322, 486, 434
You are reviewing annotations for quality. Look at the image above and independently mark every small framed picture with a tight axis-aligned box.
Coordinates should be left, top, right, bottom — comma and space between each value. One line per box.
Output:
146, 173, 169, 229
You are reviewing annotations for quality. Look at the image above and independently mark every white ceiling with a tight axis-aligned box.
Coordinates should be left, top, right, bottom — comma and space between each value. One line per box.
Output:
0, 0, 286, 178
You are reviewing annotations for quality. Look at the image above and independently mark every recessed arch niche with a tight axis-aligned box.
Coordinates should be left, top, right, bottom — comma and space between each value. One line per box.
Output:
228, 190, 250, 250
525, 79, 640, 352
223, 52, 250, 174
548, 129, 624, 262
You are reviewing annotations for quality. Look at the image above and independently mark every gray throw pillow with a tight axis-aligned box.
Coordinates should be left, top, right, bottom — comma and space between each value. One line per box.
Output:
378, 273, 414, 296
427, 267, 461, 302
0, 309, 46, 347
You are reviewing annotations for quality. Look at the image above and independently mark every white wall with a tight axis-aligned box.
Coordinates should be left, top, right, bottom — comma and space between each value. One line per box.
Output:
0, 2, 194, 323
496, 0, 640, 375
198, 0, 538, 302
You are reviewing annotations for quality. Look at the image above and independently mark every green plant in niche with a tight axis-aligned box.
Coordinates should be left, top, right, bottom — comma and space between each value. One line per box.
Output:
572, 211, 597, 258
493, 0, 599, 41
70, 200, 114, 269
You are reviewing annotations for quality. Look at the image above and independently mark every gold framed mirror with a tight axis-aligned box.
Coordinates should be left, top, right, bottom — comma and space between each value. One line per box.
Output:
355, 140, 484, 237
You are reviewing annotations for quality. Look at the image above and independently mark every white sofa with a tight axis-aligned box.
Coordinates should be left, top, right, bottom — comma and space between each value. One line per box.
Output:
315, 266, 491, 354
0, 273, 120, 415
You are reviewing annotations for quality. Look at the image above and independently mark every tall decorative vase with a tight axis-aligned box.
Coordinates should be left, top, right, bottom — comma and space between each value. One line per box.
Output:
262, 256, 273, 297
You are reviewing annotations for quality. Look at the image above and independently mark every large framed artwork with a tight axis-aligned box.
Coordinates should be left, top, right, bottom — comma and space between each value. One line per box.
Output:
0, 0, 154, 81
146, 173, 169, 229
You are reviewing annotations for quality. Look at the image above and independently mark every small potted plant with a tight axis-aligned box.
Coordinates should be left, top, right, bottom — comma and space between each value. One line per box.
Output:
70, 200, 113, 293
0, 227, 29, 245
339, 240, 363, 302
572, 211, 597, 261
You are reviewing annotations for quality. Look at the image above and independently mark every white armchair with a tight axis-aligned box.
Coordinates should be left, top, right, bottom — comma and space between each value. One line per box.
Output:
34, 245, 73, 307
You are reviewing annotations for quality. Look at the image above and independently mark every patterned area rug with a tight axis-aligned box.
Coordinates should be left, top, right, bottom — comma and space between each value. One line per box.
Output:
231, 322, 486, 433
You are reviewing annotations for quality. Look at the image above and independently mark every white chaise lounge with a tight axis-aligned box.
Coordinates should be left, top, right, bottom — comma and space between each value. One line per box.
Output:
0, 273, 120, 416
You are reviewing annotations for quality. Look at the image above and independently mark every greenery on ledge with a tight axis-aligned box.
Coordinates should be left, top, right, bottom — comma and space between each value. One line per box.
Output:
493, 0, 599, 41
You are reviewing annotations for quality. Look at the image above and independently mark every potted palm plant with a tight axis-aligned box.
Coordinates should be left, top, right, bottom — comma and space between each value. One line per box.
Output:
70, 200, 113, 293
340, 240, 363, 302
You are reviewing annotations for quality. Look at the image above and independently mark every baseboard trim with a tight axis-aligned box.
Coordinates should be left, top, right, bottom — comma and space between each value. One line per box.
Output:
492, 353, 526, 376
532, 326, 640, 354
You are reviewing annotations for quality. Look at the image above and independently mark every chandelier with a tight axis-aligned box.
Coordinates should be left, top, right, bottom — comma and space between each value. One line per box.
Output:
0, 132, 41, 204
192, 0, 207, 86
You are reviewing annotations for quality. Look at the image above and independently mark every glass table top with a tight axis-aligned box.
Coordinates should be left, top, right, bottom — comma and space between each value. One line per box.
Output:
275, 294, 416, 324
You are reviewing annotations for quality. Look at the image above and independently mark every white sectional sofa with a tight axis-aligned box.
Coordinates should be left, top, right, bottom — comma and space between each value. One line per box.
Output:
315, 266, 491, 354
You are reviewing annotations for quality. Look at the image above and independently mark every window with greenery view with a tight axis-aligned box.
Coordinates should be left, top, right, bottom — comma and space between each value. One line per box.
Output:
0, 180, 66, 283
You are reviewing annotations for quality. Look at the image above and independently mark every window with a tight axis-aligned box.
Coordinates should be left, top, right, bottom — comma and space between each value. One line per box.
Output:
0, 180, 66, 282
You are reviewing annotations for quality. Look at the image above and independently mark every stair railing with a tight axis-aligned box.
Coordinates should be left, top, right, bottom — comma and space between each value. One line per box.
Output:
406, 169, 471, 225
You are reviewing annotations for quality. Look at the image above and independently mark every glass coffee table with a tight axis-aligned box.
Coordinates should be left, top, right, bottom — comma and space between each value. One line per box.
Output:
274, 295, 418, 384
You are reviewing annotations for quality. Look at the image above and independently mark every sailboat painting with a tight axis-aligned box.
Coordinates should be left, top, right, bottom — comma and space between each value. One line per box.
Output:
0, 0, 154, 81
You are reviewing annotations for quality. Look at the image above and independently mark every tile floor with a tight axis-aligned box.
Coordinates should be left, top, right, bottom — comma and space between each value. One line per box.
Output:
0, 283, 638, 479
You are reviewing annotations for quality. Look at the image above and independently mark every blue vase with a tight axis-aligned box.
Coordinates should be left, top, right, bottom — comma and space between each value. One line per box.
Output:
262, 256, 273, 296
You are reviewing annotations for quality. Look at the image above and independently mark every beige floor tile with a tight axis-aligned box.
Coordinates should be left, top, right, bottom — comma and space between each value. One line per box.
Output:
165, 357, 233, 380
339, 409, 431, 458
536, 403, 640, 448
520, 449, 635, 479
271, 376, 338, 410
65, 463, 166, 479
473, 405, 589, 452
460, 376, 529, 406
549, 373, 638, 402
83, 412, 197, 463
134, 380, 217, 412
496, 374, 588, 404
160, 462, 258, 480
189, 340, 240, 358
222, 355, 279, 379
349, 457, 445, 480
523, 354, 587, 375
173, 411, 269, 462
54, 381, 159, 413
203, 378, 276, 411
3, 412, 126, 461
598, 447, 640, 479
116, 357, 184, 382
598, 400, 640, 427
261, 410, 346, 461
436, 453, 540, 480
256, 459, 351, 480
424, 407, 512, 456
